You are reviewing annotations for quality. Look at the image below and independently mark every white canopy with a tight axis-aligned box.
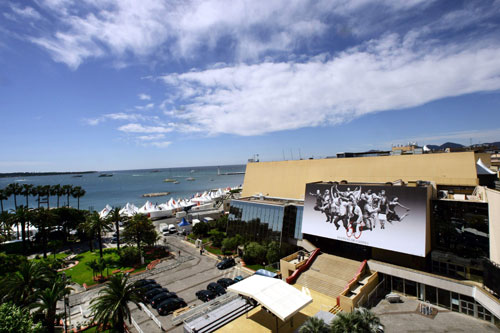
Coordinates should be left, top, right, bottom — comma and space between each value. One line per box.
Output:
227, 275, 312, 322
99, 204, 113, 218
476, 158, 496, 175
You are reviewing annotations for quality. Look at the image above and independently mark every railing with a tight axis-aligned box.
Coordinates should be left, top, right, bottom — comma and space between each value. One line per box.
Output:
342, 260, 367, 294
139, 302, 162, 330
130, 316, 144, 333
286, 248, 320, 284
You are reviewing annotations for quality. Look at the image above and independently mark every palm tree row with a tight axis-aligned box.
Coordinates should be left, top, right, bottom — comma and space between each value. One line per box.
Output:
299, 307, 384, 333
0, 183, 86, 212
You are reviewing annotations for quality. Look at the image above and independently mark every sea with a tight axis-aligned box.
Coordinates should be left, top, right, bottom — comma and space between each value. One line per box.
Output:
0, 165, 245, 212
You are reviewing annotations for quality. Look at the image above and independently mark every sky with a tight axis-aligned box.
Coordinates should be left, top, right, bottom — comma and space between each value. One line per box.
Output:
1, 0, 500, 172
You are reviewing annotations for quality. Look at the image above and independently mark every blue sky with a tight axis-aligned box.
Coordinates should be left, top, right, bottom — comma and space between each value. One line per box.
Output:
1, 0, 500, 172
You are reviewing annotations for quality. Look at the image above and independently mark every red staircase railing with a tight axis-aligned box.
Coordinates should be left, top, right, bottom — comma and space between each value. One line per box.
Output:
286, 248, 320, 284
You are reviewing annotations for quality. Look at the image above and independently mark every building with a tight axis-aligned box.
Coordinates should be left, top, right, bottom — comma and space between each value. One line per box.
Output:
229, 151, 500, 326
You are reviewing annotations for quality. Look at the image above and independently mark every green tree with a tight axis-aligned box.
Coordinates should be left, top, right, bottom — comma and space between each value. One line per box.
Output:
192, 221, 210, 237
11, 206, 31, 254
5, 183, 22, 209
299, 316, 330, 333
31, 275, 72, 333
0, 302, 42, 333
221, 234, 243, 253
208, 229, 224, 247
243, 242, 267, 265
330, 308, 383, 333
62, 185, 73, 207
0, 211, 13, 242
90, 274, 142, 333
20, 184, 34, 208
107, 207, 124, 251
266, 241, 281, 265
0, 189, 8, 213
0, 252, 27, 278
85, 211, 113, 258
71, 186, 86, 210
122, 214, 158, 260
48, 240, 63, 259
50, 185, 62, 208
31, 208, 57, 258
0, 261, 48, 307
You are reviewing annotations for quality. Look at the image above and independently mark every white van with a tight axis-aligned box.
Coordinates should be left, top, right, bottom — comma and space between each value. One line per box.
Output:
168, 224, 177, 234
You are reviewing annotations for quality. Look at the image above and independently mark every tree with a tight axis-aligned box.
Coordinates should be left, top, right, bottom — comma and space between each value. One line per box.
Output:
192, 221, 210, 237
85, 211, 112, 258
90, 274, 142, 333
31, 275, 72, 333
243, 242, 267, 265
208, 229, 224, 247
71, 186, 86, 210
31, 208, 57, 258
50, 185, 62, 208
330, 308, 383, 333
62, 185, 73, 207
222, 234, 243, 253
0, 261, 48, 308
0, 189, 7, 213
299, 317, 330, 333
11, 206, 31, 254
107, 207, 123, 251
5, 183, 22, 209
0, 211, 13, 242
122, 214, 158, 259
0, 302, 42, 333
86, 259, 99, 279
266, 241, 281, 265
20, 184, 34, 209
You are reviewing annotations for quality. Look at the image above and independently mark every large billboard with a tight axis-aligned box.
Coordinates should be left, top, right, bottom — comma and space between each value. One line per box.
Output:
303, 183, 429, 257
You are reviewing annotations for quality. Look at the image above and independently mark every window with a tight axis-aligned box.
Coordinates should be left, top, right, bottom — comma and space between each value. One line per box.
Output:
392, 277, 404, 293
425, 285, 437, 304
404, 280, 417, 297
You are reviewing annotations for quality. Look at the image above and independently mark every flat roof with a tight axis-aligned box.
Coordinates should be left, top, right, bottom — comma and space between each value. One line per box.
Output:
227, 275, 312, 322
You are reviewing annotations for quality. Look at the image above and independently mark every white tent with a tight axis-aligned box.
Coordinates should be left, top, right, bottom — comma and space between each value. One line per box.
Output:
99, 204, 113, 219
227, 275, 312, 322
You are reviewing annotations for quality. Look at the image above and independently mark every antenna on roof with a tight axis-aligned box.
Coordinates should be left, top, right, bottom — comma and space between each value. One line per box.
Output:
299, 149, 302, 160
282, 149, 286, 161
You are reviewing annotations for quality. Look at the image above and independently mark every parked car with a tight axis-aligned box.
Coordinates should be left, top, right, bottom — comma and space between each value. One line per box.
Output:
135, 279, 156, 288
233, 275, 244, 282
195, 290, 217, 302
207, 282, 226, 296
216, 258, 235, 270
217, 278, 235, 288
140, 283, 161, 293
144, 288, 169, 302
151, 292, 178, 308
168, 224, 177, 234
157, 298, 187, 316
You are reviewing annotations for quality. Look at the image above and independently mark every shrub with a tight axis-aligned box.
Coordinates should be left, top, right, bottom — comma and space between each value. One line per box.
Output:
243, 242, 267, 265
119, 247, 141, 266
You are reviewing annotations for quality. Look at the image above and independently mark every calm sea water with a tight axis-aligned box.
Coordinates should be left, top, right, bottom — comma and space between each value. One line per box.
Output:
0, 165, 245, 212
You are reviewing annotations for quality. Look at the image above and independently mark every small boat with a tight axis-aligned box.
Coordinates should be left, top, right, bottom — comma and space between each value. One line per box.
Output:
72, 175, 83, 178
98, 173, 113, 177
190, 169, 195, 173
173, 181, 180, 184
163, 178, 176, 183
186, 177, 195, 181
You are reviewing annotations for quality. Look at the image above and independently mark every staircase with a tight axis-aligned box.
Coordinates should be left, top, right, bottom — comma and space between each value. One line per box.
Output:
296, 254, 360, 299
329, 305, 342, 315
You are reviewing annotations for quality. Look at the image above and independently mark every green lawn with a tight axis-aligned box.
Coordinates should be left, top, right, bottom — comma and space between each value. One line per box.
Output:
31, 252, 68, 262
62, 248, 142, 286
245, 264, 278, 272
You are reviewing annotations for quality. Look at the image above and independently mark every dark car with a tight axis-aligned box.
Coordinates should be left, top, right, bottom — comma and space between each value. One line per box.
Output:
140, 283, 161, 293
144, 288, 169, 302
216, 258, 235, 270
207, 282, 226, 296
151, 292, 178, 308
217, 278, 235, 288
195, 290, 217, 302
157, 298, 187, 316
135, 279, 156, 288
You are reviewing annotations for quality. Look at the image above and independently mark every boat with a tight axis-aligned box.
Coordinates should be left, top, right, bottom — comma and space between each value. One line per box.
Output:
186, 177, 195, 181
72, 175, 83, 178
173, 180, 180, 184
163, 178, 176, 182
142, 192, 170, 198
190, 169, 195, 173
98, 173, 113, 177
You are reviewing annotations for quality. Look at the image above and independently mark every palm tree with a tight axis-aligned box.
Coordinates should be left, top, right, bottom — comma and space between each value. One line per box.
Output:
330, 308, 383, 333
11, 206, 31, 254
0, 211, 13, 241
90, 274, 142, 333
107, 207, 123, 251
62, 185, 73, 207
31, 275, 72, 333
86, 259, 99, 279
41, 185, 51, 209
122, 213, 158, 261
0, 261, 48, 308
71, 186, 86, 210
31, 208, 56, 258
21, 184, 34, 208
85, 211, 113, 258
0, 188, 8, 213
50, 185, 62, 208
299, 317, 330, 333
6, 183, 22, 209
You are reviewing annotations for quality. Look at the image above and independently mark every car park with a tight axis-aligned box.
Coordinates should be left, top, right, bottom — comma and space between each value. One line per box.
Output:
195, 290, 217, 302
157, 298, 187, 316
216, 257, 235, 270
151, 292, 178, 308
144, 287, 169, 302
217, 278, 235, 288
207, 282, 226, 296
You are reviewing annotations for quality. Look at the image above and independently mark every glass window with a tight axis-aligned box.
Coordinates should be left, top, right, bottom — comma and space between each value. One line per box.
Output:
392, 277, 404, 293
437, 288, 450, 309
404, 280, 417, 297
425, 285, 437, 304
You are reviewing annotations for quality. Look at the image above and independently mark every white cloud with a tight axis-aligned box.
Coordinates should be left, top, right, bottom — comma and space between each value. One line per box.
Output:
118, 123, 172, 133
160, 35, 500, 136
83, 112, 149, 125
137, 134, 165, 141
148, 141, 172, 148
135, 103, 154, 110
10, 4, 42, 20
138, 93, 151, 100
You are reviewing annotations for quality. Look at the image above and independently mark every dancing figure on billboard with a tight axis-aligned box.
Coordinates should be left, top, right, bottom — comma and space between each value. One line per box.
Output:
387, 197, 410, 222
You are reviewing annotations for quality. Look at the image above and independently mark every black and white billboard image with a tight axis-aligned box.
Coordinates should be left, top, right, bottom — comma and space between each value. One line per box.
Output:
303, 183, 429, 257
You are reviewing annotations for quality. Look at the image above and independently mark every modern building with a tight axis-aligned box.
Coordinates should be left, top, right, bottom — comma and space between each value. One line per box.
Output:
228, 151, 500, 326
